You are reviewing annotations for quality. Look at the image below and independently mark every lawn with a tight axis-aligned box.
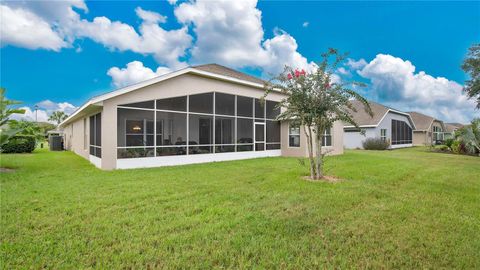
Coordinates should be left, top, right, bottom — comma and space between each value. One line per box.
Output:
1, 148, 479, 269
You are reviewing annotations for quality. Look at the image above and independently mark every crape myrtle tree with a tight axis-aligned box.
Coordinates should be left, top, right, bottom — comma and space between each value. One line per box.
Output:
264, 49, 372, 180
462, 44, 480, 109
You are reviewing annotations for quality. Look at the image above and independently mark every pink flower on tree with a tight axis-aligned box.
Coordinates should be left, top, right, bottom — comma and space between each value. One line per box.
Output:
287, 73, 293, 79
295, 70, 300, 77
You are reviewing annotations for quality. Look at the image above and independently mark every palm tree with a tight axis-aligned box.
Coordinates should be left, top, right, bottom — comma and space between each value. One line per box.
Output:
456, 118, 480, 155
265, 49, 372, 180
0, 87, 26, 147
48, 111, 68, 125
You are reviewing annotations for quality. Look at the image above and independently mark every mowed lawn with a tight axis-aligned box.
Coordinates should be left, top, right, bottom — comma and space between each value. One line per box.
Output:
1, 148, 479, 269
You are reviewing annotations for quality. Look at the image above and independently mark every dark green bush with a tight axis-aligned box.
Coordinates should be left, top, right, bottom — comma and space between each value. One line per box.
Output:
1, 135, 36, 153
444, 138, 454, 149
362, 138, 390, 150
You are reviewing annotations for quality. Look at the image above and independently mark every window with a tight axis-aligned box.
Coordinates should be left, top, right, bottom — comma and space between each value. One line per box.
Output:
391, 120, 412, 145
89, 113, 101, 158
433, 126, 443, 141
117, 108, 154, 147
117, 93, 280, 158
189, 93, 213, 114
289, 123, 300, 147
237, 96, 253, 117
322, 128, 332, 147
156, 111, 187, 146
266, 101, 280, 120
215, 92, 235, 116
380, 129, 387, 142
156, 96, 186, 111
254, 99, 265, 119
237, 118, 253, 151
120, 100, 154, 109
266, 120, 281, 150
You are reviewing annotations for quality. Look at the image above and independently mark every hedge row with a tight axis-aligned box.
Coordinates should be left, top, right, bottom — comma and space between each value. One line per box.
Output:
1, 135, 36, 153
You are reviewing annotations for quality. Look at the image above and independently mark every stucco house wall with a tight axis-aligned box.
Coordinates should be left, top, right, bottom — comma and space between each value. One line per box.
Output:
281, 120, 344, 157
412, 120, 444, 146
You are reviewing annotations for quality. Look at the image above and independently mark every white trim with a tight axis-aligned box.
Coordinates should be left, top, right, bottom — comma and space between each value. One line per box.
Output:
390, 143, 413, 149
116, 150, 282, 169
59, 67, 280, 128
89, 155, 102, 169
288, 122, 301, 148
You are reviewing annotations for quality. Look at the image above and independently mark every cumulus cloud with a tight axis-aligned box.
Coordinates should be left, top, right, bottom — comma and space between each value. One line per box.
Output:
10, 100, 78, 123
135, 7, 166, 24
174, 0, 315, 75
358, 54, 479, 123
302, 21, 309, 28
346, 58, 367, 70
1, 2, 191, 68
107, 61, 172, 88
0, 5, 67, 51
74, 8, 192, 68
337, 67, 350, 76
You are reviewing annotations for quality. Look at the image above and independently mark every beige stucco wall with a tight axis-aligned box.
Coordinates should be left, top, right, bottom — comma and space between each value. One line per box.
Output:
413, 120, 444, 146
280, 120, 344, 157
412, 131, 427, 146
63, 117, 89, 160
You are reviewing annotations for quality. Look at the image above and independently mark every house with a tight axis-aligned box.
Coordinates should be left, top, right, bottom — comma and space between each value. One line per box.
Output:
408, 112, 446, 145
343, 100, 416, 149
444, 123, 464, 139
59, 64, 344, 170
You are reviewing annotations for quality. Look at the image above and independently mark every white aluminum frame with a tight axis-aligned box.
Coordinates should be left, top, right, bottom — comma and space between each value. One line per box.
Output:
116, 92, 281, 160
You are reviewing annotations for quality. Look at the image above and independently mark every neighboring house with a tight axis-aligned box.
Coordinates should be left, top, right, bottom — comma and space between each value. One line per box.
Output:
59, 64, 344, 170
444, 123, 464, 139
408, 112, 446, 145
343, 100, 416, 149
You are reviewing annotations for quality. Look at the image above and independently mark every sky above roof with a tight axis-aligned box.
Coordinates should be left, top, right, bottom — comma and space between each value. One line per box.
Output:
2, 0, 479, 123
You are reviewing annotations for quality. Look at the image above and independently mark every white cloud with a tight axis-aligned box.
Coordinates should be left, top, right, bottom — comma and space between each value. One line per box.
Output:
174, 0, 315, 75
337, 67, 350, 76
107, 61, 172, 88
135, 7, 167, 24
346, 58, 367, 70
0, 5, 67, 51
358, 54, 479, 123
11, 107, 50, 122
10, 100, 78, 123
302, 21, 309, 28
74, 9, 192, 68
1, 2, 191, 68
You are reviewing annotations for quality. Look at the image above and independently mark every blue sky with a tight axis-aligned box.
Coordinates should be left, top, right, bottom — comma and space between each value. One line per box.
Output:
1, 1, 479, 123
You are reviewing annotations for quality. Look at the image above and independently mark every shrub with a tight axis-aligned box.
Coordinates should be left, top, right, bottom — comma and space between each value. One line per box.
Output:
362, 138, 390, 150
451, 140, 463, 154
444, 138, 454, 149
436, 145, 450, 152
1, 135, 36, 153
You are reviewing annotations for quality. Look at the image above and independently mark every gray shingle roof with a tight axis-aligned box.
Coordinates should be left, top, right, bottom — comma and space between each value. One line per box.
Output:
193, 63, 266, 85
408, 111, 442, 131
347, 100, 389, 126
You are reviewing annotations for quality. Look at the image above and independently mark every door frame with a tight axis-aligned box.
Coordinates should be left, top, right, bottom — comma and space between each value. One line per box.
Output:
254, 122, 265, 151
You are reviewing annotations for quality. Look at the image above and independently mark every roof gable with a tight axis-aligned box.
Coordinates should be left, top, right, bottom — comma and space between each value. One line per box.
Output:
59, 64, 271, 127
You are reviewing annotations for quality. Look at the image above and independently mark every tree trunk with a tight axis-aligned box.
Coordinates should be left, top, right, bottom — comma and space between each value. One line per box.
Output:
315, 126, 323, 180
304, 125, 315, 179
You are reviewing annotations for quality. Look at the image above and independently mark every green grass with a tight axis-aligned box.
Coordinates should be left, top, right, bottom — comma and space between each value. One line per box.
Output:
1, 148, 479, 269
